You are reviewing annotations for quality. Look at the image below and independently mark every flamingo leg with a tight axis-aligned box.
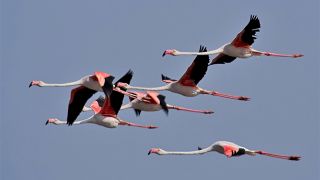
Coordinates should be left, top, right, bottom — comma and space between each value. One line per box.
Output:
201, 90, 250, 101
255, 151, 301, 161
118, 120, 158, 129
252, 50, 303, 58
168, 105, 214, 114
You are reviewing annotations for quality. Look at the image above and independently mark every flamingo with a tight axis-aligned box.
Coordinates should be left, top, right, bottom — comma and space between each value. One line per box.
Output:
148, 140, 301, 161
117, 46, 249, 101
29, 71, 116, 97
46, 70, 157, 129
162, 15, 303, 65
85, 91, 214, 116
30, 70, 134, 125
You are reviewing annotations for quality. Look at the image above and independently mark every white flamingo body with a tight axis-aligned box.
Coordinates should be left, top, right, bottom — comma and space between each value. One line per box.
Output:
129, 100, 162, 111
222, 44, 253, 58
168, 82, 200, 97
81, 76, 104, 92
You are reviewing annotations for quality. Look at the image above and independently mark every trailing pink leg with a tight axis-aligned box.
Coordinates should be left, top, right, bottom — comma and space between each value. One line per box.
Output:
253, 51, 303, 58
119, 120, 158, 129
255, 150, 301, 161
169, 105, 214, 114
209, 91, 250, 101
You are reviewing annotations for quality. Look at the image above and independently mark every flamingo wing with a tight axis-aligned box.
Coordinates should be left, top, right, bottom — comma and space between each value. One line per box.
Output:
127, 91, 144, 116
146, 91, 169, 115
178, 45, 209, 86
95, 96, 105, 107
89, 96, 105, 114
157, 94, 168, 115
223, 145, 240, 158
161, 74, 177, 83
133, 109, 142, 116
93, 72, 115, 98
67, 86, 97, 125
231, 15, 261, 47
100, 70, 133, 116
209, 53, 237, 65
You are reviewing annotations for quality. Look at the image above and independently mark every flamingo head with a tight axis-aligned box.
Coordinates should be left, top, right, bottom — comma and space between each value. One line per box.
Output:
162, 49, 178, 57
29, 80, 44, 88
148, 148, 163, 155
46, 118, 60, 125
116, 82, 129, 89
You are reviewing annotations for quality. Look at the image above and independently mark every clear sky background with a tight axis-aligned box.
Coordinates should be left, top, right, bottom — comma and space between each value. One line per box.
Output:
1, 0, 319, 179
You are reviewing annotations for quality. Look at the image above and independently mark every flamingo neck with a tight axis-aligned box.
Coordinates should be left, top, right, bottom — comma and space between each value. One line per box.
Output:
126, 84, 170, 91
42, 80, 82, 87
176, 48, 222, 56
160, 147, 212, 155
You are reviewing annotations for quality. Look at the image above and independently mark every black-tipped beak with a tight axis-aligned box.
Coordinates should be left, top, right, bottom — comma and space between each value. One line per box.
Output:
45, 120, 49, 125
162, 51, 166, 57
29, 82, 32, 88
148, 150, 152, 155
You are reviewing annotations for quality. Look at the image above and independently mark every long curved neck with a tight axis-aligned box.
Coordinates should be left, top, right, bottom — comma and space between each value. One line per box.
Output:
42, 80, 83, 87
176, 48, 222, 56
55, 116, 94, 125
161, 147, 212, 155
126, 84, 170, 91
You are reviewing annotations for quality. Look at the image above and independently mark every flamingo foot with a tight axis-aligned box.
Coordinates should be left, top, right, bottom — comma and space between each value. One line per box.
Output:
203, 110, 214, 114
148, 125, 158, 129
238, 96, 250, 101
293, 54, 304, 58
211, 91, 250, 101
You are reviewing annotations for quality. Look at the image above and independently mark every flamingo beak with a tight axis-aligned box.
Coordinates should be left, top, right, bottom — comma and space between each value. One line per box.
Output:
28, 82, 33, 88
162, 50, 167, 57
148, 150, 152, 155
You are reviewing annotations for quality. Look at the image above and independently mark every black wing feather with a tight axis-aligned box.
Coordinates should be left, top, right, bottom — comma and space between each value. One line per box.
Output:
179, 45, 209, 85
102, 76, 115, 98
95, 96, 105, 107
161, 74, 177, 82
109, 70, 133, 115
157, 94, 169, 115
209, 53, 237, 65
67, 87, 97, 125
133, 109, 142, 116
241, 15, 261, 45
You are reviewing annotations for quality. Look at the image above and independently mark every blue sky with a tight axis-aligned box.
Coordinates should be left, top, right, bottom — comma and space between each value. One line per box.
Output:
1, 0, 319, 179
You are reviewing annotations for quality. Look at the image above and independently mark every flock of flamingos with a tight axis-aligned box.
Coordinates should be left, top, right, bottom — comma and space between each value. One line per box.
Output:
30, 15, 303, 161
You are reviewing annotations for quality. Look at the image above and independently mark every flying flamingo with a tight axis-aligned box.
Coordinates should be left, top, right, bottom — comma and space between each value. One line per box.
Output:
84, 91, 214, 116
148, 140, 301, 161
162, 15, 303, 65
29, 71, 116, 97
117, 46, 249, 101
30, 70, 134, 125
46, 70, 157, 129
